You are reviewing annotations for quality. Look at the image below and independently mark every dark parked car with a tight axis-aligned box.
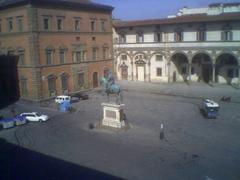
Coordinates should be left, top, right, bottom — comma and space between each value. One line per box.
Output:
71, 92, 89, 100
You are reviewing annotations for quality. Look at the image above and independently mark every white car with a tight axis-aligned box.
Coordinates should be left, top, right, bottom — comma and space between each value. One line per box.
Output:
20, 112, 49, 122
55, 95, 71, 104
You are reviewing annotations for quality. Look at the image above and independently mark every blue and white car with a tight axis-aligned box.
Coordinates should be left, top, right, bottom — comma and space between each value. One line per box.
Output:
202, 99, 219, 119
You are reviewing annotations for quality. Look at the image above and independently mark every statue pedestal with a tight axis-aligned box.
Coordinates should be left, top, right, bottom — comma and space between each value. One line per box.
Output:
101, 103, 125, 128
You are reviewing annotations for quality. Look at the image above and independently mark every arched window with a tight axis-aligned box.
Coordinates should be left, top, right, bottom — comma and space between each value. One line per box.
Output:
47, 75, 56, 96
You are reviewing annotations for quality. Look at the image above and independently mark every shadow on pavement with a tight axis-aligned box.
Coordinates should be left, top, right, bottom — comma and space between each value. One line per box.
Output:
0, 138, 123, 180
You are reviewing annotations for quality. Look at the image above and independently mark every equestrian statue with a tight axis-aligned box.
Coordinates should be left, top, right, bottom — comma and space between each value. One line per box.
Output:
99, 71, 123, 104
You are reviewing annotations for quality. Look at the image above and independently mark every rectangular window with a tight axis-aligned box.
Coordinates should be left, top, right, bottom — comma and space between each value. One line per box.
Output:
222, 31, 232, 41
17, 18, 23, 32
103, 48, 108, 59
18, 51, 25, 65
121, 55, 127, 60
156, 68, 162, 77
57, 19, 63, 31
91, 21, 95, 31
119, 34, 126, 43
155, 32, 162, 42
20, 79, 28, 95
48, 78, 56, 93
175, 31, 183, 42
44, 18, 49, 30
61, 76, 68, 91
46, 50, 53, 65
73, 51, 85, 62
59, 50, 65, 63
92, 48, 97, 60
101, 21, 105, 32
155, 55, 163, 61
78, 73, 84, 87
8, 18, 13, 32
75, 20, 80, 31
137, 34, 144, 43
197, 31, 205, 41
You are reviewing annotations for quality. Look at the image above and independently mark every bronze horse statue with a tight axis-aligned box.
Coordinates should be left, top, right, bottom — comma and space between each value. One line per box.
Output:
99, 72, 123, 104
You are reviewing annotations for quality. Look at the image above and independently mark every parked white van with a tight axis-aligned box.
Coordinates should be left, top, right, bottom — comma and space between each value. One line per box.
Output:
55, 95, 71, 104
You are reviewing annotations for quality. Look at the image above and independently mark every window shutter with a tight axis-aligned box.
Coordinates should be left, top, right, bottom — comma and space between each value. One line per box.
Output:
221, 31, 224, 41
155, 33, 158, 42
230, 31, 233, 41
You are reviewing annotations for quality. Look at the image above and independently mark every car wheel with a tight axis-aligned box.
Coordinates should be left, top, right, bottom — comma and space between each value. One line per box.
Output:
39, 119, 43, 122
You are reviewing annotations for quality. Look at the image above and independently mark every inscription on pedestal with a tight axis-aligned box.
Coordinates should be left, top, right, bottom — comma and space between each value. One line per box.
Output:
102, 103, 125, 129
106, 110, 116, 119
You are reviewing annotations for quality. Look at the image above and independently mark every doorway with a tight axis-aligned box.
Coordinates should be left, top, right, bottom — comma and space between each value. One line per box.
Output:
93, 72, 98, 88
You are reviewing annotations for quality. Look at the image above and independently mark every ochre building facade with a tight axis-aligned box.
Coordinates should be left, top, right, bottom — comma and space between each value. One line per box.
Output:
0, 0, 114, 101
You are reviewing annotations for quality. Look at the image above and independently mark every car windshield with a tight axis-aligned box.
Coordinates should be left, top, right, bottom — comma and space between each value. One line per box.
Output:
35, 113, 41, 116
206, 107, 219, 112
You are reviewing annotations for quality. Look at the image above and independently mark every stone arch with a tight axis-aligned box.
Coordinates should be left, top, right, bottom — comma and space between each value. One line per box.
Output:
133, 52, 147, 61
216, 51, 239, 64
149, 51, 165, 60
170, 52, 189, 82
215, 52, 239, 84
191, 50, 213, 64
170, 51, 189, 63
191, 52, 213, 83
116, 51, 131, 60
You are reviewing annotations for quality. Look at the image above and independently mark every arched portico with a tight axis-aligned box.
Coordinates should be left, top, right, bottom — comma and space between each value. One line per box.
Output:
215, 53, 239, 84
170, 53, 189, 82
191, 53, 213, 83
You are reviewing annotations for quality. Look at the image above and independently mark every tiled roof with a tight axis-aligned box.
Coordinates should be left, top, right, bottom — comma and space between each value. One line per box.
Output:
114, 12, 240, 28
0, 0, 114, 12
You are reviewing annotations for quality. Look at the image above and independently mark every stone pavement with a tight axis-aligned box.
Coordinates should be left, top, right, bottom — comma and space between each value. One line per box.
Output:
118, 80, 240, 102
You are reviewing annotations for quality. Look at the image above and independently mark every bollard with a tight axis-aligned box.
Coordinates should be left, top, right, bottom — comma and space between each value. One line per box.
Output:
160, 123, 164, 140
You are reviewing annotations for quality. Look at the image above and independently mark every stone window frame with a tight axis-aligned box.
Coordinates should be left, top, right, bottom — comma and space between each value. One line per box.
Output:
74, 17, 81, 31
17, 48, 25, 65
73, 51, 86, 63
7, 17, 13, 32
77, 71, 85, 87
7, 47, 15, 56
47, 74, 57, 96
155, 54, 163, 61
102, 44, 109, 60
43, 15, 52, 31
119, 33, 126, 43
90, 19, 96, 32
154, 31, 162, 42
59, 46, 68, 64
156, 67, 162, 77
121, 54, 127, 60
221, 24, 233, 41
60, 72, 69, 92
45, 46, 54, 65
100, 19, 107, 32
92, 47, 98, 61
136, 32, 144, 43
174, 28, 183, 42
57, 16, 65, 31
20, 76, 28, 96
16, 16, 24, 32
